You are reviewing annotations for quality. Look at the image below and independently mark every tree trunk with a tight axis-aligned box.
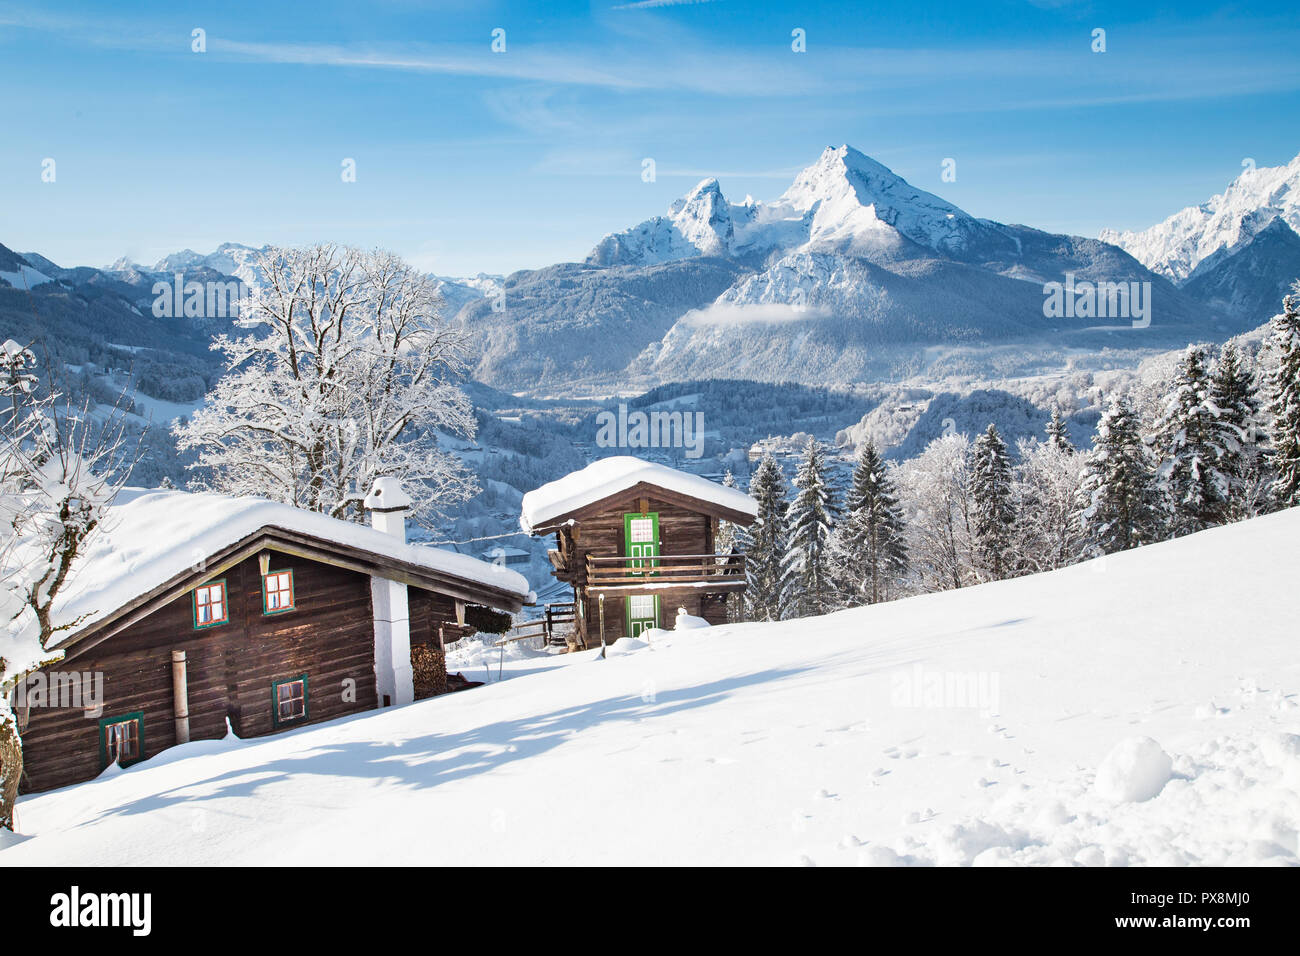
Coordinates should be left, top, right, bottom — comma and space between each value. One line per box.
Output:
0, 713, 22, 831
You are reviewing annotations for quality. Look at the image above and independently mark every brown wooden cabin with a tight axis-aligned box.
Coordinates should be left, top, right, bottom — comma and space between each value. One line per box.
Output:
520, 457, 756, 648
15, 480, 527, 794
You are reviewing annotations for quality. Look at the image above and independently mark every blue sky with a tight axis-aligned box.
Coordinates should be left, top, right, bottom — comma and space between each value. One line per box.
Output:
2, 1, 1298, 276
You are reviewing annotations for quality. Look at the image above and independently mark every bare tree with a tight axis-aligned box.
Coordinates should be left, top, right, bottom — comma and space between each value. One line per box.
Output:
175, 244, 477, 528
0, 345, 139, 830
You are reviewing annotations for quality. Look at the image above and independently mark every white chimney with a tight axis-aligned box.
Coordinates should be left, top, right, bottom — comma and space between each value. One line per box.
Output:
363, 476, 413, 542
364, 478, 415, 708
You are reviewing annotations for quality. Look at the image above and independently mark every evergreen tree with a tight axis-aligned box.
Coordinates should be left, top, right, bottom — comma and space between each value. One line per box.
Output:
740, 453, 790, 622
970, 424, 1016, 580
1267, 285, 1300, 508
781, 437, 839, 617
1208, 342, 1268, 520
1078, 396, 1165, 554
1152, 345, 1226, 534
1046, 409, 1074, 452
828, 440, 908, 606
716, 469, 740, 554
716, 469, 743, 622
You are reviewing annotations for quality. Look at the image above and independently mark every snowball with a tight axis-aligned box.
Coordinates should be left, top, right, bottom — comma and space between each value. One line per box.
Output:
1094, 736, 1173, 803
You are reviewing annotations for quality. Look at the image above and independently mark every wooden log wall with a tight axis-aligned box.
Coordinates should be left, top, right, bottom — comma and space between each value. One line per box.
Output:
17, 552, 462, 794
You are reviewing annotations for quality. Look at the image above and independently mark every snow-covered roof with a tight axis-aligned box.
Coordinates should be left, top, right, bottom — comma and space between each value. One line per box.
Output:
520, 456, 756, 534
41, 488, 530, 650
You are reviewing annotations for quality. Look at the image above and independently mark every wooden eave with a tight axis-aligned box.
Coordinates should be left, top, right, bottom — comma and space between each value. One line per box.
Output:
527, 481, 754, 536
58, 525, 526, 663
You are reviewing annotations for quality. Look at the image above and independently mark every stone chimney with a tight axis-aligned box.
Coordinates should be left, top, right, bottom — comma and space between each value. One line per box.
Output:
364, 477, 414, 707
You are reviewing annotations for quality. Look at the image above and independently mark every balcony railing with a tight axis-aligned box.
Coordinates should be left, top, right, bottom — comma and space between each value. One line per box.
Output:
584, 552, 746, 591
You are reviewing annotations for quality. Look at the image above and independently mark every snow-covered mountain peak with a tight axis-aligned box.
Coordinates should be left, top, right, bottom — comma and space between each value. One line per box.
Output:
587, 145, 987, 267
1100, 151, 1300, 283
768, 144, 977, 256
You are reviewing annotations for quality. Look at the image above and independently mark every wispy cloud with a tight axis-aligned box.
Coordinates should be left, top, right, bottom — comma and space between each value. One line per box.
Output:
612, 0, 721, 9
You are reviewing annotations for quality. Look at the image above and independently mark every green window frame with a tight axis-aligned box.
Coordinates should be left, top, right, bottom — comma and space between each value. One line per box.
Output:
192, 578, 229, 629
272, 674, 309, 728
262, 569, 296, 615
98, 711, 144, 769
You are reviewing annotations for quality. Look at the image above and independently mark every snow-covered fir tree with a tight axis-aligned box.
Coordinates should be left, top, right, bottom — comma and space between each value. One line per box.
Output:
739, 453, 790, 622
1267, 284, 1300, 508
715, 469, 744, 622
1208, 342, 1269, 520
970, 424, 1016, 581
175, 244, 477, 530
1151, 345, 1227, 534
1012, 436, 1087, 574
827, 440, 907, 606
781, 437, 839, 617
715, 469, 740, 554
1046, 409, 1074, 452
1078, 395, 1165, 554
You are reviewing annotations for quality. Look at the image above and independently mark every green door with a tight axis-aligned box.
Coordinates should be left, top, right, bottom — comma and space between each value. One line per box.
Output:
626, 594, 660, 637
623, 512, 660, 573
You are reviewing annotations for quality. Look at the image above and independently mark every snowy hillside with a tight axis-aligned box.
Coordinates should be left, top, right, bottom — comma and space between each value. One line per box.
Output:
1100, 152, 1300, 283
5, 507, 1298, 866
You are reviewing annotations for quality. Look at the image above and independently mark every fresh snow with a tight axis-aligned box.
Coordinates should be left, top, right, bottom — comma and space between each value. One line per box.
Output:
4, 506, 1298, 866
0, 263, 53, 289
519, 455, 757, 533
15, 488, 529, 654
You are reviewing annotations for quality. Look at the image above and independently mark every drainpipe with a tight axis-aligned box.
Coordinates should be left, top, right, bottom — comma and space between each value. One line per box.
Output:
171, 649, 190, 744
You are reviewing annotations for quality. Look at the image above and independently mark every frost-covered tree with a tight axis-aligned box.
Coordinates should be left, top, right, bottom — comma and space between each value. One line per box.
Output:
0, 347, 138, 830
1151, 345, 1226, 534
1045, 409, 1074, 452
175, 244, 476, 529
1078, 396, 1165, 554
970, 424, 1016, 581
1267, 284, 1300, 508
739, 453, 789, 622
781, 437, 839, 617
895, 433, 973, 592
827, 440, 907, 606
1012, 437, 1087, 573
1208, 342, 1269, 520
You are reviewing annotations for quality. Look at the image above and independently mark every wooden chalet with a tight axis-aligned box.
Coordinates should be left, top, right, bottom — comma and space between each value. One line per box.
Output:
15, 479, 529, 793
520, 457, 757, 647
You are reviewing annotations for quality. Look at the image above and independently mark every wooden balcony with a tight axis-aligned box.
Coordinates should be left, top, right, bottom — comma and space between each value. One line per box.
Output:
584, 552, 747, 594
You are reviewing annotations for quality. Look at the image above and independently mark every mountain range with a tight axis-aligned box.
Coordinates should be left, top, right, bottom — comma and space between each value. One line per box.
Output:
4, 145, 1296, 399
454, 146, 1264, 393
1101, 153, 1300, 329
